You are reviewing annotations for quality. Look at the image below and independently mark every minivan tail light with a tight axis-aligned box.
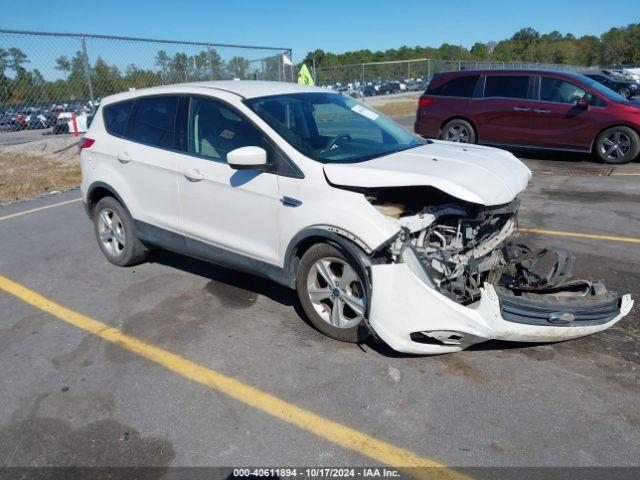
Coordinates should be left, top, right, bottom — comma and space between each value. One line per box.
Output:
418, 98, 433, 107
78, 137, 95, 153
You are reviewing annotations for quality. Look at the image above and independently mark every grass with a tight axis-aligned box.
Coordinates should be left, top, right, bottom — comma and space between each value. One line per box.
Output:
0, 153, 81, 203
370, 100, 418, 117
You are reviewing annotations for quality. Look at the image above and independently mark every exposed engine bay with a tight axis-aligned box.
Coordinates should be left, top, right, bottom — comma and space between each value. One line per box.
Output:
365, 186, 614, 306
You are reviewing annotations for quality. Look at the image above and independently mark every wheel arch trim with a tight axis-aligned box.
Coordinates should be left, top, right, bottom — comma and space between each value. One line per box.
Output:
85, 181, 131, 218
283, 226, 375, 290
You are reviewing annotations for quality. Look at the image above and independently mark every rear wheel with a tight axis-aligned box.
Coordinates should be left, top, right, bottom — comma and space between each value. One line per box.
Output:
441, 119, 476, 144
296, 244, 370, 343
93, 197, 148, 266
594, 126, 640, 164
619, 87, 631, 99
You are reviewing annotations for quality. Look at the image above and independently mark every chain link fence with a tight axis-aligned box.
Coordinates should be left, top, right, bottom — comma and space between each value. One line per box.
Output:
0, 29, 292, 186
314, 58, 586, 99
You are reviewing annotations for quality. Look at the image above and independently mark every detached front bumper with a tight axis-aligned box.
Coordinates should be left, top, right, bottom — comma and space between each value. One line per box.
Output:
367, 263, 633, 355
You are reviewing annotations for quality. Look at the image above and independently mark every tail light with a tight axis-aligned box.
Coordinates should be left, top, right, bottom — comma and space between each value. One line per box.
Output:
418, 97, 433, 107
78, 137, 95, 153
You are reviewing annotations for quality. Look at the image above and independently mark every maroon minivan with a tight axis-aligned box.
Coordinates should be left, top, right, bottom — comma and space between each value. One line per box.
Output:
414, 69, 640, 164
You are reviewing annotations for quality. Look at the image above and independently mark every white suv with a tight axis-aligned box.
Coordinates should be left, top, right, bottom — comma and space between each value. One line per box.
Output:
80, 81, 632, 354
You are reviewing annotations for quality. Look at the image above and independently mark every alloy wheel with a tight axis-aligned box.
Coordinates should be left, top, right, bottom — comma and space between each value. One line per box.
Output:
306, 257, 366, 329
600, 131, 631, 161
97, 208, 126, 257
445, 125, 470, 142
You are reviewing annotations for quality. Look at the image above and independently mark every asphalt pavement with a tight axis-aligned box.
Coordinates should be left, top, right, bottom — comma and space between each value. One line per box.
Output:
0, 130, 639, 473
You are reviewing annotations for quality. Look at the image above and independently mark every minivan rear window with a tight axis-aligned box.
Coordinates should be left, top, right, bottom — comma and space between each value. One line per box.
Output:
427, 75, 480, 97
484, 75, 530, 99
129, 96, 180, 148
103, 100, 134, 136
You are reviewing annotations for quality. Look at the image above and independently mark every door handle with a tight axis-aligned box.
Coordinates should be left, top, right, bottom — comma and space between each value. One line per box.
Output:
281, 196, 302, 207
513, 106, 530, 112
533, 108, 550, 113
183, 169, 204, 181
117, 153, 131, 164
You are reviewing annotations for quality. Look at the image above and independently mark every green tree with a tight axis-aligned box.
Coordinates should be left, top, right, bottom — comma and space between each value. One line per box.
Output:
227, 56, 250, 79
55, 55, 72, 80
470, 42, 488, 60
7, 47, 29, 74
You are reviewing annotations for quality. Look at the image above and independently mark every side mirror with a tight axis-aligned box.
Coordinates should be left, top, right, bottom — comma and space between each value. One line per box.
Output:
576, 96, 590, 109
227, 146, 267, 171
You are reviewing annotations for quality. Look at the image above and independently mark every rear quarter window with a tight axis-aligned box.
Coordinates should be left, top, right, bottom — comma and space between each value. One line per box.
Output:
103, 100, 134, 136
427, 75, 480, 97
129, 96, 180, 148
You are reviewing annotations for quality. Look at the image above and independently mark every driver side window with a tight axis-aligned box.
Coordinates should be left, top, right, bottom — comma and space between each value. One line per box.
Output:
540, 77, 586, 104
188, 97, 268, 162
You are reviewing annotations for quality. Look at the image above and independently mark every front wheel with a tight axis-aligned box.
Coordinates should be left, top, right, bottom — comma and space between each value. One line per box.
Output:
594, 126, 640, 164
441, 119, 476, 143
296, 244, 370, 343
619, 87, 631, 99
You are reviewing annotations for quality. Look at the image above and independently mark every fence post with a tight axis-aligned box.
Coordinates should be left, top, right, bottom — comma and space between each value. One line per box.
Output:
361, 63, 365, 101
80, 36, 95, 105
207, 44, 215, 80
289, 49, 294, 83
312, 57, 317, 85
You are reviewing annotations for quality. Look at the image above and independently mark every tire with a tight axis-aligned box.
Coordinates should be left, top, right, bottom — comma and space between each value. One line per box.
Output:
296, 243, 370, 343
619, 88, 631, 99
93, 197, 148, 266
594, 126, 640, 164
441, 119, 476, 143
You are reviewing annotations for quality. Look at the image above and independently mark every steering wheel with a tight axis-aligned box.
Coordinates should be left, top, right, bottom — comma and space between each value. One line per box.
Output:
325, 134, 352, 151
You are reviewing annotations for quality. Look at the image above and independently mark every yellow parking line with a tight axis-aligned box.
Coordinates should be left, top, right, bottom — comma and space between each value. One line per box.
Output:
0, 274, 465, 480
518, 227, 640, 244
0, 197, 82, 222
611, 173, 640, 176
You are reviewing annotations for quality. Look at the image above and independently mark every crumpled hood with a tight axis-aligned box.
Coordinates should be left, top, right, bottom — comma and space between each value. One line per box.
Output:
324, 140, 532, 206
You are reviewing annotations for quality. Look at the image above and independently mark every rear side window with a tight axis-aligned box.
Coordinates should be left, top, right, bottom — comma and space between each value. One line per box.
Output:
129, 96, 180, 148
427, 75, 479, 97
103, 101, 134, 136
484, 75, 530, 99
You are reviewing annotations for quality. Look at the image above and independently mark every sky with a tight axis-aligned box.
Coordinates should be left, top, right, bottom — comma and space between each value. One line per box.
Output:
3, 0, 639, 61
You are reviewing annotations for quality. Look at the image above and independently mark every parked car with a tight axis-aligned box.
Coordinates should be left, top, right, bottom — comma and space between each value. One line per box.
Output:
23, 109, 51, 129
415, 69, 640, 164
377, 81, 401, 95
52, 111, 94, 134
363, 84, 377, 97
603, 69, 640, 83
0, 112, 25, 131
583, 72, 639, 99
80, 81, 631, 355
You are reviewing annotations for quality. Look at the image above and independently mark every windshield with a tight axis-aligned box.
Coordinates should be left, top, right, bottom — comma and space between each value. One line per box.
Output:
244, 92, 425, 163
573, 73, 629, 103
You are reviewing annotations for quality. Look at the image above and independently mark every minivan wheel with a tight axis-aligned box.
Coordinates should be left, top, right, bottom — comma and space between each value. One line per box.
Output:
296, 244, 370, 343
93, 197, 148, 266
595, 126, 640, 164
441, 119, 476, 143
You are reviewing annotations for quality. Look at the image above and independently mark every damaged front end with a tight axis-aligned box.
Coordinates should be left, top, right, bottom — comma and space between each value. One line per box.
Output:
361, 186, 633, 353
